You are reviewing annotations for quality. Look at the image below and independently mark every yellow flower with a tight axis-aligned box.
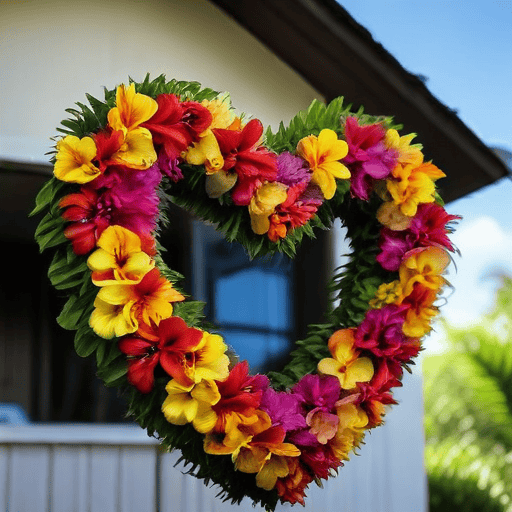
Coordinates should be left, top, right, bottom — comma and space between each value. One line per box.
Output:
53, 135, 100, 183
387, 162, 446, 217
107, 83, 158, 136
385, 129, 423, 170
255, 456, 292, 491
193, 331, 230, 384
318, 329, 374, 389
249, 182, 288, 235
202, 96, 234, 130
369, 280, 403, 309
161, 379, 221, 433
89, 268, 184, 339
110, 127, 157, 170
87, 225, 154, 286
398, 246, 450, 298
233, 424, 300, 491
184, 130, 224, 172
296, 129, 350, 199
376, 202, 412, 231
89, 295, 138, 339
330, 403, 368, 461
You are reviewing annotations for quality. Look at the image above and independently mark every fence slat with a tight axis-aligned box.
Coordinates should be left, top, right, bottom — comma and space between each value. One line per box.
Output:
158, 451, 184, 512
119, 446, 157, 512
0, 446, 9, 512
90, 446, 120, 512
8, 445, 50, 512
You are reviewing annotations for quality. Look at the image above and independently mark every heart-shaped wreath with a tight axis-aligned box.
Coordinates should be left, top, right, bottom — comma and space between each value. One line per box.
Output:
32, 75, 459, 509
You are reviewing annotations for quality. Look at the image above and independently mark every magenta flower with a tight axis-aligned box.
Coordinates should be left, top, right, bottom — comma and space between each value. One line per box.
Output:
155, 149, 184, 182
377, 203, 460, 271
290, 374, 341, 447
260, 387, 307, 432
354, 305, 420, 364
100, 166, 161, 237
276, 151, 311, 186
343, 117, 397, 200
376, 228, 411, 271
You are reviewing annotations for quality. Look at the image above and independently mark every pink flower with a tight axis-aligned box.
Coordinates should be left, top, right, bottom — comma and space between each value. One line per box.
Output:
343, 117, 397, 200
290, 374, 341, 448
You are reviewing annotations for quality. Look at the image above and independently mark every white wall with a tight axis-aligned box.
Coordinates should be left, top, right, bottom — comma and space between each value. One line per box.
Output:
0, 0, 322, 163
0, 2, 426, 510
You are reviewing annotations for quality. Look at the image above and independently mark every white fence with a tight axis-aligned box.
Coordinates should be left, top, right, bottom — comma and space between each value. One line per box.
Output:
0, 374, 426, 512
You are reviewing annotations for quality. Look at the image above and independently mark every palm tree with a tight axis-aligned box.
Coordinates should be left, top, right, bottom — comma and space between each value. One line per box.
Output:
423, 276, 512, 511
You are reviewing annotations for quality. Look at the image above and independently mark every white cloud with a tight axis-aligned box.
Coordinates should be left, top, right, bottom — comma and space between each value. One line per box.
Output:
441, 215, 512, 325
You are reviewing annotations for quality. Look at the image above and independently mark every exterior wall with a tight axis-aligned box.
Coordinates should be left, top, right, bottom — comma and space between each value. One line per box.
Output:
0, 1, 427, 510
0, 0, 322, 164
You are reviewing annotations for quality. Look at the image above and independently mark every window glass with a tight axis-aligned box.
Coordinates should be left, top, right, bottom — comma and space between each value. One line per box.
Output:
214, 268, 290, 330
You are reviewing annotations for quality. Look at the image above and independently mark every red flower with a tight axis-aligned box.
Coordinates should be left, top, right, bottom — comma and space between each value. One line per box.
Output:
356, 359, 400, 427
276, 458, 314, 506
93, 130, 124, 172
119, 316, 204, 393
59, 163, 161, 255
142, 94, 212, 159
213, 361, 269, 423
213, 119, 278, 205
268, 182, 322, 242
59, 188, 110, 255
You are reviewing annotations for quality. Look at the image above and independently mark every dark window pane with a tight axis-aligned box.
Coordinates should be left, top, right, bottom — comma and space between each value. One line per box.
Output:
220, 329, 290, 373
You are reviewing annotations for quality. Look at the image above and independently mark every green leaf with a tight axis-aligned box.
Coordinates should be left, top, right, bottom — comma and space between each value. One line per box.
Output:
98, 359, 128, 386
57, 295, 82, 330
74, 325, 101, 357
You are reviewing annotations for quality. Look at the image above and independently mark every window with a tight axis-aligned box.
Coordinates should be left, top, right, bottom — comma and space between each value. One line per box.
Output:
192, 221, 294, 373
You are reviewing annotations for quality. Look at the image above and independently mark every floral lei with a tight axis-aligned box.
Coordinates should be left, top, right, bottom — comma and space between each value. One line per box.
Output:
33, 75, 459, 510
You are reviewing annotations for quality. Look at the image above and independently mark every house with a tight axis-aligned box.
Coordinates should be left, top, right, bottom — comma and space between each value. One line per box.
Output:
0, 0, 508, 510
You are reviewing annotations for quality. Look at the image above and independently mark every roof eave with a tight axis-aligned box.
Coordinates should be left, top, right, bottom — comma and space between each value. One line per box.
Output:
211, 0, 509, 202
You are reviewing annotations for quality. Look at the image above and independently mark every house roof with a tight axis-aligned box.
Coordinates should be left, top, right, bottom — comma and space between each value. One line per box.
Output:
211, 0, 509, 203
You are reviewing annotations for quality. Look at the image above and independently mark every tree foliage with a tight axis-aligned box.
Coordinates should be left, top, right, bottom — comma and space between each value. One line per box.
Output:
423, 276, 512, 511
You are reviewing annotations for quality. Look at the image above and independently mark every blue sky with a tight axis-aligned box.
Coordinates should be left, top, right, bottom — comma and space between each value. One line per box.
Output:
338, 1, 512, 349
